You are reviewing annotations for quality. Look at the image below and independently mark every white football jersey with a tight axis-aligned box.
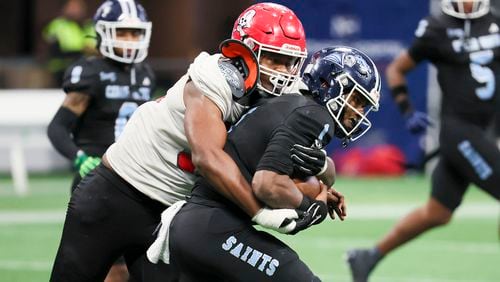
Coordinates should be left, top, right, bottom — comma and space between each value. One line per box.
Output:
106, 52, 245, 205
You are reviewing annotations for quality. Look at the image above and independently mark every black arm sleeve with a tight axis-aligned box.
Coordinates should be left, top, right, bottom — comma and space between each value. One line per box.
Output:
47, 106, 80, 160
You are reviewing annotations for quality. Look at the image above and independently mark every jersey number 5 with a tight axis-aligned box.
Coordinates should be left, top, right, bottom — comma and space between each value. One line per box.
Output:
469, 50, 495, 100
115, 102, 138, 141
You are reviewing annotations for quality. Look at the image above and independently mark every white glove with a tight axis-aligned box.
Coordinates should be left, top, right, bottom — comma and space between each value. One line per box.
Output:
252, 208, 299, 234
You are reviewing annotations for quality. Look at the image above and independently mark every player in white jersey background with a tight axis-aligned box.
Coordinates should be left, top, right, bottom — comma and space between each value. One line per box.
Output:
50, 2, 336, 281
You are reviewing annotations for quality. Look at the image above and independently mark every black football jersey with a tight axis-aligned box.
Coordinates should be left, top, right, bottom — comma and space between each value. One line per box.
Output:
408, 13, 500, 123
62, 56, 155, 156
192, 94, 335, 208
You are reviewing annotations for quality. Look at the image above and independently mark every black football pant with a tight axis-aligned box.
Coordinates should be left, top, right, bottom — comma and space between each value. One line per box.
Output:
50, 164, 177, 282
169, 195, 321, 282
432, 115, 500, 211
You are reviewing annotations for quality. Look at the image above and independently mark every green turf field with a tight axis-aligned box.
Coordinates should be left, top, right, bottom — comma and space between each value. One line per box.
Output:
0, 174, 498, 282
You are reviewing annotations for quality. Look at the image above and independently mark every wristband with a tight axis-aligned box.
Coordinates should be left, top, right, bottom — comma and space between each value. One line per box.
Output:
390, 85, 408, 97
390, 85, 411, 114
298, 196, 313, 211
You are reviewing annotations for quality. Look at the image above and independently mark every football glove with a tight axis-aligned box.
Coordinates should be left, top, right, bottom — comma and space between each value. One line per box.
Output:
291, 144, 328, 176
287, 201, 328, 235
405, 111, 432, 134
74, 151, 101, 178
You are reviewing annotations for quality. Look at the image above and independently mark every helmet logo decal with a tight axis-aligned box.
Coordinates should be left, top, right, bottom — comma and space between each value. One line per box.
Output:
343, 54, 356, 67
282, 44, 301, 52
323, 53, 343, 67
99, 1, 113, 18
237, 10, 256, 37
354, 55, 372, 75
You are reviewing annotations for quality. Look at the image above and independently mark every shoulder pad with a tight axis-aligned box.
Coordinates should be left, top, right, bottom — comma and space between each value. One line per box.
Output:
218, 59, 245, 100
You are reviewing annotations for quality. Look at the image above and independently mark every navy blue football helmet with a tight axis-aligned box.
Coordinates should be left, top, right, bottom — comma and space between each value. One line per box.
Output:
94, 0, 151, 63
302, 46, 381, 142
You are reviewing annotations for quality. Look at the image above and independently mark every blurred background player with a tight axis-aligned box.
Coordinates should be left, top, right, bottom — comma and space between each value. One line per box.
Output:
347, 0, 500, 281
47, 0, 154, 281
164, 46, 380, 282
42, 0, 96, 86
50, 3, 323, 281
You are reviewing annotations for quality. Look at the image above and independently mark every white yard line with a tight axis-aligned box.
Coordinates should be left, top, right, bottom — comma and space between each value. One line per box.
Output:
0, 210, 65, 224
0, 203, 497, 224
293, 237, 499, 255
345, 203, 499, 219
0, 260, 51, 271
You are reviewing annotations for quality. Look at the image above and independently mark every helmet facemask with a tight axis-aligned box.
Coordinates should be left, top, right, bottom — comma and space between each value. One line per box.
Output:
249, 39, 307, 96
326, 73, 379, 142
441, 0, 490, 19
95, 19, 151, 64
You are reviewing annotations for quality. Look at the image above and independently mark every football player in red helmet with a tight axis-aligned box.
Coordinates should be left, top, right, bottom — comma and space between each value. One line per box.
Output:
232, 2, 307, 96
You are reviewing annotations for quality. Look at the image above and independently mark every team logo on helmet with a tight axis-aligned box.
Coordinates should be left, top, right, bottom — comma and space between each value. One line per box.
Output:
353, 55, 372, 76
236, 9, 256, 37
96, 0, 113, 18
323, 53, 343, 67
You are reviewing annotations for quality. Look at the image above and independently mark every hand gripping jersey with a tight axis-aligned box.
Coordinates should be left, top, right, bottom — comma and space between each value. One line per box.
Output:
63, 56, 155, 156
106, 52, 246, 205
408, 13, 500, 124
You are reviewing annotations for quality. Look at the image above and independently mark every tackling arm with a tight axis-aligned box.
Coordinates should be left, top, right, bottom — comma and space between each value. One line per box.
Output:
252, 170, 303, 209
183, 81, 262, 217
253, 169, 328, 229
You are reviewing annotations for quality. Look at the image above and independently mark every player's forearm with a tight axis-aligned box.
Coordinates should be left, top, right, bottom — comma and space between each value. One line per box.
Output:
317, 157, 335, 187
386, 51, 416, 115
193, 150, 262, 217
47, 106, 80, 160
252, 170, 303, 209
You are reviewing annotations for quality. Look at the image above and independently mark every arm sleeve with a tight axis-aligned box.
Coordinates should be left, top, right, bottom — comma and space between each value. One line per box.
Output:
408, 17, 442, 63
47, 106, 80, 160
256, 105, 334, 177
62, 58, 100, 96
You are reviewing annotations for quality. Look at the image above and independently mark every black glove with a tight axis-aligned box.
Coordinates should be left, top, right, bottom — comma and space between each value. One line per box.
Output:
288, 199, 328, 235
291, 144, 328, 176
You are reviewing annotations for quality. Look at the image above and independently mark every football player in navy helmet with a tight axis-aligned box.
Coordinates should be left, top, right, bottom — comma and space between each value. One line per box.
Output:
347, 1, 500, 281
164, 46, 379, 282
290, 46, 381, 180
48, 0, 154, 281
301, 47, 380, 142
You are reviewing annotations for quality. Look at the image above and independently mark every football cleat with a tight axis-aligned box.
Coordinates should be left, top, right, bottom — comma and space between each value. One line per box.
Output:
345, 248, 381, 282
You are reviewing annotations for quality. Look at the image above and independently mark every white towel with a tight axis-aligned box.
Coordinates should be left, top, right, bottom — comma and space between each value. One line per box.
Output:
146, 200, 186, 264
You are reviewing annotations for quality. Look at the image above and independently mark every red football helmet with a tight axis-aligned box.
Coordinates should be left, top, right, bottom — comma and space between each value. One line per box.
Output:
232, 3, 307, 96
